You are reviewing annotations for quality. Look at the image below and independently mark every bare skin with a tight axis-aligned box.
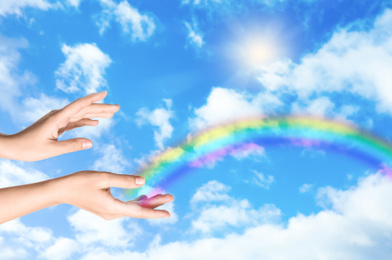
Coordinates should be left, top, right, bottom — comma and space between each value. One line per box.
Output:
0, 91, 120, 161
0, 92, 174, 223
0, 171, 173, 224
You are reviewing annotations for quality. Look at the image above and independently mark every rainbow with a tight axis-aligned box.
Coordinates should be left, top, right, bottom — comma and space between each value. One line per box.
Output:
125, 116, 392, 198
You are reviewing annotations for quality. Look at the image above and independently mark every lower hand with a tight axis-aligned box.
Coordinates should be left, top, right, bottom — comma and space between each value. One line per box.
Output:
56, 171, 174, 219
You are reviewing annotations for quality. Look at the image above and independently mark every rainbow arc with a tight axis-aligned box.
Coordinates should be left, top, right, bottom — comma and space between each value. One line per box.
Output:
125, 116, 392, 198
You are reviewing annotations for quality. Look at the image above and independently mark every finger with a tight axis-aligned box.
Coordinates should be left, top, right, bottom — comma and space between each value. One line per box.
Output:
122, 203, 171, 219
57, 91, 108, 121
63, 119, 99, 133
134, 195, 148, 201
101, 173, 145, 189
135, 194, 174, 209
79, 113, 115, 120
72, 104, 120, 121
52, 138, 93, 156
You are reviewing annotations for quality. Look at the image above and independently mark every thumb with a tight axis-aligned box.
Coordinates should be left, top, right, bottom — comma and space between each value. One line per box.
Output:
53, 138, 93, 155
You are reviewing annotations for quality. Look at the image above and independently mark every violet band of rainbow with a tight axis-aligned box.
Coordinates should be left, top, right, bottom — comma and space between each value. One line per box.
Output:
125, 116, 392, 198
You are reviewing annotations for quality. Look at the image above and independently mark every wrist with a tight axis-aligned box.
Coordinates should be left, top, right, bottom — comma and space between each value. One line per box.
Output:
45, 177, 67, 206
0, 134, 16, 160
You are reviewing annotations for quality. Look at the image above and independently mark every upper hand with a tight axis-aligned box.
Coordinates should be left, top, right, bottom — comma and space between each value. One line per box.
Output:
2, 91, 119, 161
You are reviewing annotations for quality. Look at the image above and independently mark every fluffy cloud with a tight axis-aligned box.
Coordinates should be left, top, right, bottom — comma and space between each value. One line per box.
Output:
189, 87, 282, 130
55, 43, 112, 94
299, 183, 313, 193
21, 94, 69, 123
181, 0, 291, 15
92, 144, 130, 174
65, 0, 82, 8
0, 0, 52, 16
41, 237, 79, 260
136, 99, 174, 150
257, 8, 392, 114
97, 0, 156, 41
0, 160, 49, 188
184, 21, 204, 48
0, 219, 53, 258
148, 202, 179, 225
67, 209, 140, 248
0, 35, 70, 124
77, 173, 392, 259
70, 118, 115, 141
190, 180, 281, 234
251, 170, 274, 189
191, 180, 232, 204
0, 35, 33, 116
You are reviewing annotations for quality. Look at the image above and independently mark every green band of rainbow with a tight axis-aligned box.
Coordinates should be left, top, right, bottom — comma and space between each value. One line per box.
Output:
125, 116, 392, 198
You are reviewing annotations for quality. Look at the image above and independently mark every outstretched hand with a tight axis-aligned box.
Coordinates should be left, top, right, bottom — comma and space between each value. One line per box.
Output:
57, 171, 173, 220
0, 91, 119, 161
0, 171, 174, 224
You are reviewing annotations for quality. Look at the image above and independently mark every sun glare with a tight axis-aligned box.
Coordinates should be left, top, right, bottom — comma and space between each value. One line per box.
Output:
242, 38, 277, 66
226, 23, 288, 70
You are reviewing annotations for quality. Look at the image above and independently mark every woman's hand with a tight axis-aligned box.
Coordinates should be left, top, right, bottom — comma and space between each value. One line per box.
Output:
0, 91, 119, 161
57, 171, 173, 220
0, 171, 174, 224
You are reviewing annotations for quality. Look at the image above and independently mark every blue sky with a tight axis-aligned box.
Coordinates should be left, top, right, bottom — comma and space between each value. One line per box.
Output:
1, 0, 392, 259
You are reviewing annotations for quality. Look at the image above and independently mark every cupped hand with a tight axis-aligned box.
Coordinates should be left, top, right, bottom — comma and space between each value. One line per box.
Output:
2, 91, 119, 161
56, 171, 174, 220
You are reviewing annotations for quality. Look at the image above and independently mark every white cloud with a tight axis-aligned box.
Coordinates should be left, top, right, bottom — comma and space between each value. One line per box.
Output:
92, 144, 130, 174
190, 180, 232, 205
71, 117, 115, 140
0, 218, 53, 258
251, 170, 274, 189
227, 143, 265, 161
66, 0, 82, 8
78, 173, 392, 259
21, 94, 69, 123
257, 8, 392, 115
189, 87, 282, 131
299, 183, 313, 193
184, 21, 204, 48
0, 35, 33, 117
190, 180, 280, 234
67, 209, 140, 248
148, 202, 178, 225
41, 237, 80, 260
0, 160, 49, 188
0, 0, 52, 17
292, 96, 335, 117
192, 200, 280, 234
136, 99, 174, 150
97, 0, 156, 41
55, 43, 112, 94
0, 35, 72, 125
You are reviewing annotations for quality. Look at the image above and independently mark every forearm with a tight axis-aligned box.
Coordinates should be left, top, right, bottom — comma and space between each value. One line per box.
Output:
0, 178, 62, 224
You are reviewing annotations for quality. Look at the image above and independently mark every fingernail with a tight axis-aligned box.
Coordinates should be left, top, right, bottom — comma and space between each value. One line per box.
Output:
135, 177, 145, 185
82, 141, 92, 149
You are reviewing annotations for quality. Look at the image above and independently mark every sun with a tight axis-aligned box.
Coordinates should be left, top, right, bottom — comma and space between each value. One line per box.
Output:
226, 23, 287, 70
242, 37, 277, 66
237, 36, 280, 68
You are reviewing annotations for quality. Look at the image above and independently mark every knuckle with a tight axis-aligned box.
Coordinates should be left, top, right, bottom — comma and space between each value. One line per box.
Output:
69, 141, 82, 151
122, 175, 135, 187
